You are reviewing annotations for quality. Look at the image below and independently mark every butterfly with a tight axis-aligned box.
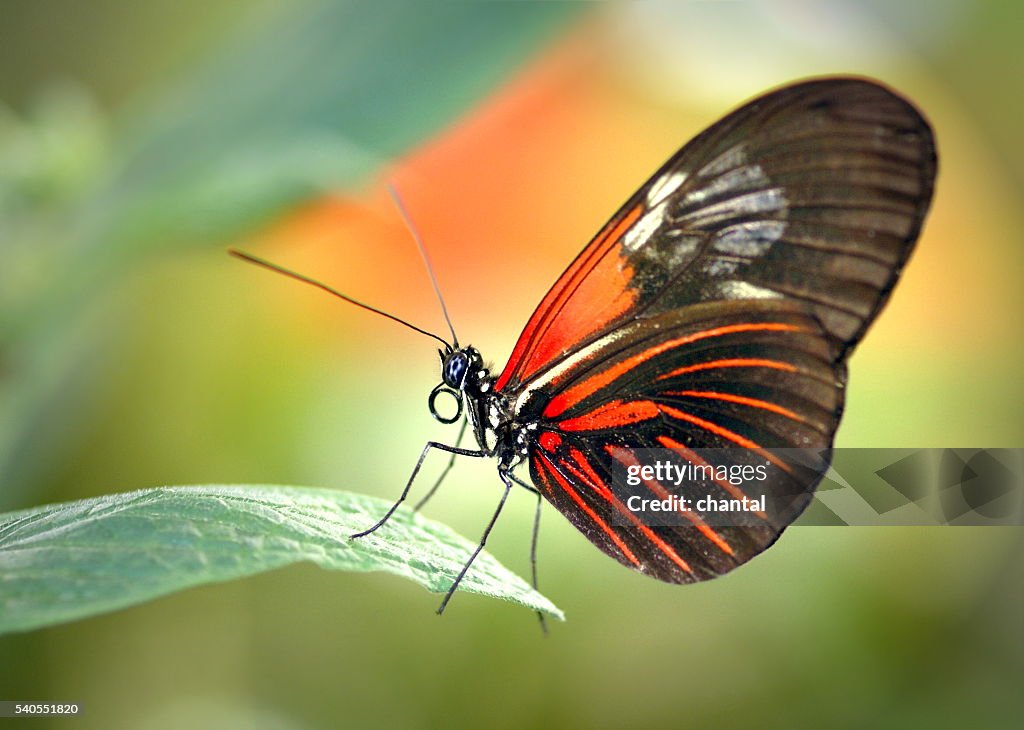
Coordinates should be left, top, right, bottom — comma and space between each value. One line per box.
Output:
234, 77, 936, 614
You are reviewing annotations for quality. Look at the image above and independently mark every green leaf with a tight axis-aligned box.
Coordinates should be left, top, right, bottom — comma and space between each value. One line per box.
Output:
0, 485, 564, 635
86, 1, 584, 258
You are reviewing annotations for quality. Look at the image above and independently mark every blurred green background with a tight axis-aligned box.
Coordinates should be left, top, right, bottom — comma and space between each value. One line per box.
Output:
1, 1, 1022, 728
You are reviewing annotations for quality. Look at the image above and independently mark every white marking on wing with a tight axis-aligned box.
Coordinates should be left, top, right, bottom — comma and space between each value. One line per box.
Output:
712, 220, 786, 257
718, 281, 780, 299
647, 170, 688, 207
623, 202, 668, 252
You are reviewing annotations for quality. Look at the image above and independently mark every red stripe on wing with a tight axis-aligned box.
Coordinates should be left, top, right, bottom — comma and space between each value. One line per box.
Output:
495, 204, 645, 392
658, 403, 761, 449
544, 322, 806, 418
557, 399, 659, 432
566, 446, 614, 499
658, 404, 793, 473
664, 390, 808, 423
657, 357, 798, 380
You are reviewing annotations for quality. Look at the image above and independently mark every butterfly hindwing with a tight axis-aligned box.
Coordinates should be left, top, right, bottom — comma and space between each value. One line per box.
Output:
524, 300, 841, 582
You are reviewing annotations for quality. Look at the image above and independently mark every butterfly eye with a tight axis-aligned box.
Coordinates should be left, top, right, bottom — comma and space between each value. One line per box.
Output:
442, 352, 470, 389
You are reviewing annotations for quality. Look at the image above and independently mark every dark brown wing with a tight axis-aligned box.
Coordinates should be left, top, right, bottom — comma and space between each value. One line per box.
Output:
495, 77, 936, 396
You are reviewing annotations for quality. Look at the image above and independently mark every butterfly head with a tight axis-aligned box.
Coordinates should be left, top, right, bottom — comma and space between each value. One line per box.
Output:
430, 346, 488, 424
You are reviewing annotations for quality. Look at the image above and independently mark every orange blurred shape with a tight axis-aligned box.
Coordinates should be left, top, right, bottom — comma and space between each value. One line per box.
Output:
242, 26, 705, 355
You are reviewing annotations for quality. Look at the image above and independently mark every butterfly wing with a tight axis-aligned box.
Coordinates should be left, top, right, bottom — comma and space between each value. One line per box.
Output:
495, 78, 936, 395
504, 78, 936, 582
523, 300, 841, 582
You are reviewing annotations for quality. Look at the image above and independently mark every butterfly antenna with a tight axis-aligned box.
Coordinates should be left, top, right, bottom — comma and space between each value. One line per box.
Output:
386, 182, 460, 348
228, 249, 452, 350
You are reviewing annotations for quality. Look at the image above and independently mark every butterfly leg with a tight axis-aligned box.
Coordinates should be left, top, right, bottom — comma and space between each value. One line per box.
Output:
436, 472, 514, 615
413, 418, 469, 512
350, 439, 487, 539
530, 490, 548, 634
505, 471, 547, 631
507, 470, 539, 495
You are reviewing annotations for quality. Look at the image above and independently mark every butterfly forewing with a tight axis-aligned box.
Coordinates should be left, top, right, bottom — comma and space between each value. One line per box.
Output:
496, 78, 936, 394
503, 78, 936, 582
